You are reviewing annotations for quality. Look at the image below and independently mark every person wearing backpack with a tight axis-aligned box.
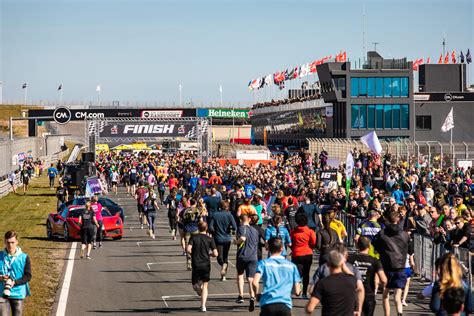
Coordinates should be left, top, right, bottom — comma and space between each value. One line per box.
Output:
316, 214, 339, 266
165, 190, 179, 240
179, 199, 201, 271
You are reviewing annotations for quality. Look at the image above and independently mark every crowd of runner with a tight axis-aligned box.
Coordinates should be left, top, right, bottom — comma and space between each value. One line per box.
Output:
91, 149, 473, 316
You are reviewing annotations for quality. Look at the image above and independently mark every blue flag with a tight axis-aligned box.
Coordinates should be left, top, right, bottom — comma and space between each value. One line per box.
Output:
460, 51, 465, 63
467, 49, 472, 64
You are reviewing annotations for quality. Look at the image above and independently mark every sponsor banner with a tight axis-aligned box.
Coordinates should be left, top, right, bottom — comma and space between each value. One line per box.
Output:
100, 121, 197, 138
319, 170, 337, 181
197, 108, 251, 119
29, 108, 196, 123
414, 92, 474, 102
85, 178, 103, 197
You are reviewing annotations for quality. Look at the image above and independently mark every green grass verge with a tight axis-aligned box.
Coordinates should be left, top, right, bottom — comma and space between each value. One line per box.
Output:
0, 175, 68, 316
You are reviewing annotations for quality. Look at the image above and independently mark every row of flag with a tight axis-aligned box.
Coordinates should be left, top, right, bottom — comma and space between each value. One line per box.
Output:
21, 83, 102, 91
412, 49, 472, 71
248, 51, 347, 90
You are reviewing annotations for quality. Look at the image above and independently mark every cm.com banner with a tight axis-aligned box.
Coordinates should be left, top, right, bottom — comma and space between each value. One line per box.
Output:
197, 108, 251, 119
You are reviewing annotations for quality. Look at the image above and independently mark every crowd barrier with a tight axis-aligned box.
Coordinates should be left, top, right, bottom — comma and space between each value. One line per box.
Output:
338, 213, 472, 289
0, 149, 69, 199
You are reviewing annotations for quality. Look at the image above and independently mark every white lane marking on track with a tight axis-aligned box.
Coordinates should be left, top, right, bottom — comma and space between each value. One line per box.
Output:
55, 242, 77, 316
147, 261, 186, 270
161, 293, 245, 308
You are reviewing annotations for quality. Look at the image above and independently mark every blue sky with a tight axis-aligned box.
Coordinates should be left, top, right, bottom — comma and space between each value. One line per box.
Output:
1, 0, 473, 106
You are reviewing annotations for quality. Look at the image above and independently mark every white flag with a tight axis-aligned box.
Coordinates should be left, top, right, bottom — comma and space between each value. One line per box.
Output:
219, 85, 222, 93
96, 84, 101, 92
264, 74, 273, 85
345, 152, 354, 180
360, 131, 383, 154
441, 107, 454, 132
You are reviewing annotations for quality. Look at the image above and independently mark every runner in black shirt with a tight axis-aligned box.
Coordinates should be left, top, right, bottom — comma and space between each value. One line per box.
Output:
306, 249, 359, 316
78, 202, 99, 259
187, 221, 218, 313
348, 237, 387, 316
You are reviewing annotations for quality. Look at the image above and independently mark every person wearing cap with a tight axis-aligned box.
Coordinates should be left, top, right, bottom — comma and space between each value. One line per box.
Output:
413, 205, 432, 236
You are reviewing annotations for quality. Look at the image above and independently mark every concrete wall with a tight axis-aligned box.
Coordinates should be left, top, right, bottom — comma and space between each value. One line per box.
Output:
414, 101, 473, 143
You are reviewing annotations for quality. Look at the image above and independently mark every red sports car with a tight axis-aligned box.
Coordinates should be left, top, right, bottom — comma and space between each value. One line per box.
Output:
46, 205, 123, 241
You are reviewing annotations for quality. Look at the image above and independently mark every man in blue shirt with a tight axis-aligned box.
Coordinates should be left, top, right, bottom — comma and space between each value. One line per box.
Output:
244, 181, 256, 199
47, 163, 58, 189
252, 237, 301, 316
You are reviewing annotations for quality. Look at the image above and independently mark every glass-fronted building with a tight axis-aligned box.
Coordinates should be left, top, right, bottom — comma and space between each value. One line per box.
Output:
317, 51, 414, 139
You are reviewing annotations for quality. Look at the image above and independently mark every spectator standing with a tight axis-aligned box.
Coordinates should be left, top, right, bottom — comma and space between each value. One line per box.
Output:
252, 237, 301, 316
56, 182, 68, 209
0, 230, 32, 316
430, 253, 473, 316
186, 221, 218, 313
373, 211, 410, 316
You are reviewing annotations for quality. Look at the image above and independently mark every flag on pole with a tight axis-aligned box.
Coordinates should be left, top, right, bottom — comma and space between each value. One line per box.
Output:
438, 54, 443, 64
96, 84, 101, 92
22, 83, 27, 89
460, 51, 465, 63
57, 84, 63, 91
219, 85, 223, 93
444, 53, 449, 64
467, 49, 472, 64
451, 50, 457, 64
426, 57, 431, 64
360, 131, 383, 154
441, 107, 454, 132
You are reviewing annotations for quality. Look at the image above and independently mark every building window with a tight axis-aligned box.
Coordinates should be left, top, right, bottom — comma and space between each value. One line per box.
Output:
351, 78, 359, 97
351, 105, 360, 128
416, 115, 431, 130
392, 104, 401, 128
352, 104, 410, 130
392, 78, 401, 97
375, 78, 383, 97
367, 105, 375, 128
384, 105, 392, 128
401, 104, 409, 128
351, 77, 409, 98
384, 78, 392, 97
359, 78, 367, 97
376, 105, 384, 129
367, 78, 375, 97
401, 77, 409, 97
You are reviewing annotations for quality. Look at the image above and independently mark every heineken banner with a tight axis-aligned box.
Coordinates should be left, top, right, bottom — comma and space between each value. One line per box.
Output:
99, 121, 199, 138
197, 108, 251, 119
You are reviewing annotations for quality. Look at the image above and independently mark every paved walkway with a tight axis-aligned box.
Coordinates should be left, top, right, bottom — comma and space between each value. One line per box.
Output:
55, 188, 433, 315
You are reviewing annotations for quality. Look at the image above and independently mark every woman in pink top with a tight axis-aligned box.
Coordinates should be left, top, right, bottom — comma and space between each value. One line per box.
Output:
90, 195, 104, 248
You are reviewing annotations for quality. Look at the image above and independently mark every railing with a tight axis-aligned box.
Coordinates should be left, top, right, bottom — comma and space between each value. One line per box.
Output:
413, 233, 472, 289
307, 138, 474, 168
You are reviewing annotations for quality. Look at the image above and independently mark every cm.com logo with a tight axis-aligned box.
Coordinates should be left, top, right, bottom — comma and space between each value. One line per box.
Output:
53, 106, 72, 124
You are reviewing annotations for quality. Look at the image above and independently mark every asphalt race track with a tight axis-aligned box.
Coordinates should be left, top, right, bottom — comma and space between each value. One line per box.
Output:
53, 187, 433, 315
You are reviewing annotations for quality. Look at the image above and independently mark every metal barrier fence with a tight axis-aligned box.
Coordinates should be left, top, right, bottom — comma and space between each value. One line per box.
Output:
307, 138, 474, 168
338, 216, 472, 288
